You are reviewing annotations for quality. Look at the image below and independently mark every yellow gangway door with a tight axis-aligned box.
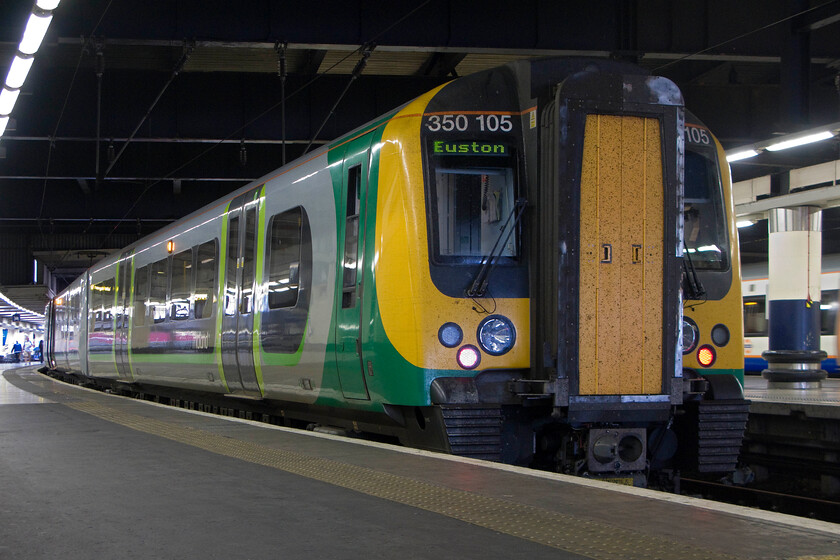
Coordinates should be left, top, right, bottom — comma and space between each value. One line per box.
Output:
578, 114, 664, 395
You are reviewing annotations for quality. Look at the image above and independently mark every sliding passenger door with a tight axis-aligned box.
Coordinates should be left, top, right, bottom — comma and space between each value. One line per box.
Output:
221, 187, 263, 396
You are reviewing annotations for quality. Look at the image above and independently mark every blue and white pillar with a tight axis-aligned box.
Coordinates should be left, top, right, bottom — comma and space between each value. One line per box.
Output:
762, 206, 827, 388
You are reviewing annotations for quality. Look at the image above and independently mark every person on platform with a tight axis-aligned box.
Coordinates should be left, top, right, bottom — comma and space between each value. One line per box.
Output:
12, 340, 22, 363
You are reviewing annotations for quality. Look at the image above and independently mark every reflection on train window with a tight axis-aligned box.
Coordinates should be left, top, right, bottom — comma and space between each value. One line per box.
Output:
150, 258, 168, 323
134, 265, 149, 327
684, 147, 729, 271
171, 249, 193, 320
427, 143, 518, 263
821, 290, 838, 335
195, 240, 217, 319
268, 208, 302, 309
743, 296, 767, 336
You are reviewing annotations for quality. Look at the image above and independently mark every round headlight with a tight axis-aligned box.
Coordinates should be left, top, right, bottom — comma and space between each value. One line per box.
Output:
477, 315, 515, 356
438, 322, 463, 348
682, 317, 699, 354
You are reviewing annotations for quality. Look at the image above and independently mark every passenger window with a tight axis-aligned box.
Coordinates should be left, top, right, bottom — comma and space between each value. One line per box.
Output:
171, 249, 193, 320
743, 296, 767, 336
150, 258, 168, 323
195, 240, 217, 319
91, 278, 115, 331
225, 216, 240, 316
267, 208, 302, 309
342, 166, 361, 308
134, 265, 149, 327
820, 290, 838, 336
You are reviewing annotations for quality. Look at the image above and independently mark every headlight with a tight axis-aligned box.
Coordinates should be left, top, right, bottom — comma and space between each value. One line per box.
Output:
477, 315, 515, 356
682, 317, 699, 354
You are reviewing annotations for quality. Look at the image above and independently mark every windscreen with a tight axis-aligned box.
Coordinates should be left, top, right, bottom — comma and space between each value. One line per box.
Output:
427, 141, 518, 264
684, 127, 729, 271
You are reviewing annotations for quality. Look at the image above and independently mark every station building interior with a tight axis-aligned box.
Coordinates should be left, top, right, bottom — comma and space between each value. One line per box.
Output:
2, 2, 840, 553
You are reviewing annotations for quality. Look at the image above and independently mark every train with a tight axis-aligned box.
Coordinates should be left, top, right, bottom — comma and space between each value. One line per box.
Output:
43, 57, 748, 485
742, 256, 840, 376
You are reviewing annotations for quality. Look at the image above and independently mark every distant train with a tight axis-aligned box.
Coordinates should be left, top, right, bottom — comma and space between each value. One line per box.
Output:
44, 57, 748, 484
742, 256, 840, 376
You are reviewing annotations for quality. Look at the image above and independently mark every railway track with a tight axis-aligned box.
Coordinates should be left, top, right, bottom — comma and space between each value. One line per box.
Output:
680, 477, 840, 523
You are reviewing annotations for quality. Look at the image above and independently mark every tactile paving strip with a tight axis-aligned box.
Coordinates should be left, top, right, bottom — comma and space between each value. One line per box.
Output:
64, 399, 740, 560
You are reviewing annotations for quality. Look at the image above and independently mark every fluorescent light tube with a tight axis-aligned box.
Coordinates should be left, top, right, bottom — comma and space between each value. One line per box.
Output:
765, 131, 835, 152
19, 12, 53, 55
36, 0, 62, 10
0, 87, 21, 116
726, 149, 759, 162
5, 55, 34, 89
736, 220, 756, 228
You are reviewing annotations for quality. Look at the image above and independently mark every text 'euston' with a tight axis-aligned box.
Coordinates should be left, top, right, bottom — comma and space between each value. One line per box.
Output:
433, 141, 508, 156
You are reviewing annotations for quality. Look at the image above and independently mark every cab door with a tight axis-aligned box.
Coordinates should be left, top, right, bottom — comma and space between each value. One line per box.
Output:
221, 187, 263, 396
334, 134, 373, 400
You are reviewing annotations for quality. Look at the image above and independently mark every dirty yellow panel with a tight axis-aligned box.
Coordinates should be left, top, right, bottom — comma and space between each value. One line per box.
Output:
643, 119, 664, 394
595, 115, 623, 395
619, 117, 645, 395
578, 114, 664, 396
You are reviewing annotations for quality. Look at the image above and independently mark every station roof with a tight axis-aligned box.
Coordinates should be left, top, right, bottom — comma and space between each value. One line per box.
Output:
0, 0, 839, 282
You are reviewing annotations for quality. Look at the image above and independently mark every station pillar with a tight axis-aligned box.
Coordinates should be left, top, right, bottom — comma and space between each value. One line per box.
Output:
762, 206, 827, 388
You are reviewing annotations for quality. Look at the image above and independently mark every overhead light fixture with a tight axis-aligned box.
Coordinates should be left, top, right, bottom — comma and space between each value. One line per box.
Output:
765, 131, 836, 152
736, 220, 756, 228
0, 87, 21, 116
35, 0, 62, 9
725, 149, 760, 163
19, 12, 53, 55
5, 55, 34, 89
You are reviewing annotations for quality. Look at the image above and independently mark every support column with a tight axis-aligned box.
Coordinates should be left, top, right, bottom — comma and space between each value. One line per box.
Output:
762, 206, 826, 388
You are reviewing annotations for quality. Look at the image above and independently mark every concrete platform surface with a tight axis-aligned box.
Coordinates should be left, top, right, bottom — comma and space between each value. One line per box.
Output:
1, 366, 839, 560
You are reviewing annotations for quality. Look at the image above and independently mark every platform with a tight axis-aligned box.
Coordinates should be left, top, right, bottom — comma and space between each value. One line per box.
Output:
745, 375, 840, 410
1, 364, 839, 560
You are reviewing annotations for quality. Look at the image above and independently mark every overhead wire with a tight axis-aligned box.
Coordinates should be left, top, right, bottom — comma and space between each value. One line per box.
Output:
653, 0, 839, 72
99, 0, 433, 249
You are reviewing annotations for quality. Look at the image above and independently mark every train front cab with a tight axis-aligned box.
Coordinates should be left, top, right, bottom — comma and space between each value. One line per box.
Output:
375, 59, 748, 479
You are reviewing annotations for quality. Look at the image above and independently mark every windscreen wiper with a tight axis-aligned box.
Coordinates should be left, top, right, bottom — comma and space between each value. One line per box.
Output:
466, 198, 528, 298
682, 241, 706, 300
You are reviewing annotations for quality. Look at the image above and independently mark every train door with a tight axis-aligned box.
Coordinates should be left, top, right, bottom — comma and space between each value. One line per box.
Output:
221, 187, 263, 396
115, 250, 133, 379
334, 134, 373, 400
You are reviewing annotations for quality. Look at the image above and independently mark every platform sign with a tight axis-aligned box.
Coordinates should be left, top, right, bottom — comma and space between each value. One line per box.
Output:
12, 313, 20, 322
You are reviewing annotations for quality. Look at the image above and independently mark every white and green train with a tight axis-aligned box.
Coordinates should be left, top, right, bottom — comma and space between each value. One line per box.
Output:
45, 57, 747, 482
